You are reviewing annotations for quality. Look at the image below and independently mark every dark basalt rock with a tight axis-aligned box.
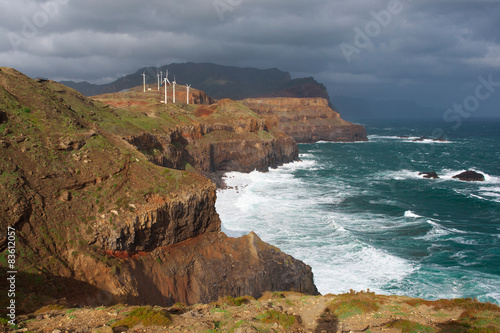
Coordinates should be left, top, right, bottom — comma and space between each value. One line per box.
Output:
452, 170, 485, 182
419, 172, 439, 179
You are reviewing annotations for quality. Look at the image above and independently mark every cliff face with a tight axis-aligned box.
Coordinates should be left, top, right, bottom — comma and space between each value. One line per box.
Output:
84, 232, 317, 306
0, 68, 316, 315
242, 97, 368, 143
124, 121, 298, 174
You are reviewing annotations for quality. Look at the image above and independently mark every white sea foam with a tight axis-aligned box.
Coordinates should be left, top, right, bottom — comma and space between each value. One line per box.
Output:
416, 220, 472, 241
412, 138, 452, 144
316, 140, 368, 144
404, 210, 422, 218
374, 169, 422, 181
368, 135, 419, 141
367, 135, 452, 143
217, 164, 415, 296
450, 237, 479, 245
416, 220, 451, 241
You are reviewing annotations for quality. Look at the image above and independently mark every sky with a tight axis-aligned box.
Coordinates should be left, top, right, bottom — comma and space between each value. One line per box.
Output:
1, 0, 500, 117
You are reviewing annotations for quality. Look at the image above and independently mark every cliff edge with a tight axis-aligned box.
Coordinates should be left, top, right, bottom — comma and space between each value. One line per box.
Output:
242, 97, 368, 143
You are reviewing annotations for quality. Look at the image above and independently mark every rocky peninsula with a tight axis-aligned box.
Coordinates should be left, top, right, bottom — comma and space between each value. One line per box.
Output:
2, 68, 498, 332
0, 67, 368, 317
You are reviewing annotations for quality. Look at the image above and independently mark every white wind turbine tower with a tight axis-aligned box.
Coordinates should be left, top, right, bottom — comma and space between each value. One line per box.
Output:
141, 72, 146, 92
186, 84, 191, 104
162, 70, 171, 104
162, 78, 168, 104
157, 72, 160, 90
172, 75, 177, 103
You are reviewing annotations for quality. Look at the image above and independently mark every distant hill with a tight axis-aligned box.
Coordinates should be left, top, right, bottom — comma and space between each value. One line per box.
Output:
332, 95, 443, 121
61, 62, 331, 101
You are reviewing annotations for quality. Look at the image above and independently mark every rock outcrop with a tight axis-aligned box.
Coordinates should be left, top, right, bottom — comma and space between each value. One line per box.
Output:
242, 97, 367, 143
0, 68, 317, 315
419, 172, 439, 179
453, 170, 485, 182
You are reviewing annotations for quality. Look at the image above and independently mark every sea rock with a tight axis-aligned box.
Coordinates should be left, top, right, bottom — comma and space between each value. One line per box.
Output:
419, 172, 439, 179
452, 170, 485, 182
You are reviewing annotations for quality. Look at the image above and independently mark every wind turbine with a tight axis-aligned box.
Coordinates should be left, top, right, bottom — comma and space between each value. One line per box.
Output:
186, 84, 191, 104
141, 72, 146, 92
160, 70, 163, 85
162, 78, 168, 104
157, 72, 160, 90
172, 75, 177, 103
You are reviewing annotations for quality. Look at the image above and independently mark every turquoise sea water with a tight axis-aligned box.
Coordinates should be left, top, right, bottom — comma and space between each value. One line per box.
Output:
216, 119, 500, 304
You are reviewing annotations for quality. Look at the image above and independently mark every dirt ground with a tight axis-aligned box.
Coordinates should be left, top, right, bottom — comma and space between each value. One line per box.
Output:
7, 291, 500, 333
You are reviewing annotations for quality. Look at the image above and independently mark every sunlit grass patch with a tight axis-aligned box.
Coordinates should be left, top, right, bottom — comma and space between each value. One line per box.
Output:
112, 306, 172, 328
256, 309, 296, 329
327, 290, 382, 320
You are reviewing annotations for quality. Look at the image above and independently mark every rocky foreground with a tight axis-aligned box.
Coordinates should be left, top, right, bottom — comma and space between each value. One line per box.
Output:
10, 291, 500, 332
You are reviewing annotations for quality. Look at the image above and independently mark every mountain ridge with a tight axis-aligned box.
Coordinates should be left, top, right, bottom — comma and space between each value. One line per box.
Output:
61, 62, 331, 102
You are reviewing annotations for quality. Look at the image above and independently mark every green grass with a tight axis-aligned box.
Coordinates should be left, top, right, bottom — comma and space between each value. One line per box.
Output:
256, 310, 295, 329
219, 295, 255, 307
112, 307, 172, 328
328, 290, 382, 320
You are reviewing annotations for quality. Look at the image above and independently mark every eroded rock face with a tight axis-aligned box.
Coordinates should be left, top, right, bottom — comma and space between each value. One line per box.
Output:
125, 123, 299, 173
452, 170, 485, 182
242, 98, 368, 143
95, 183, 221, 252
81, 231, 319, 306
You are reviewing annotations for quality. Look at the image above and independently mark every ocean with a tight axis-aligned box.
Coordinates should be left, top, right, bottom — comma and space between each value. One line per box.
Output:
215, 118, 500, 304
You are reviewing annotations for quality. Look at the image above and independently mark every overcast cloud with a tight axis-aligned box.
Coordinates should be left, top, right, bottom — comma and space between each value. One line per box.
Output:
1, 0, 499, 116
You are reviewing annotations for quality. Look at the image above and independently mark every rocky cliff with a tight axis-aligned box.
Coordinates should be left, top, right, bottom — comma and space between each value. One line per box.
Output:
92, 91, 299, 175
242, 97, 368, 143
0, 68, 317, 317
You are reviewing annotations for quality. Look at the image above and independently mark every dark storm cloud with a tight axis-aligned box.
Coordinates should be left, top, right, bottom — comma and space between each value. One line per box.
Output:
0, 0, 499, 114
